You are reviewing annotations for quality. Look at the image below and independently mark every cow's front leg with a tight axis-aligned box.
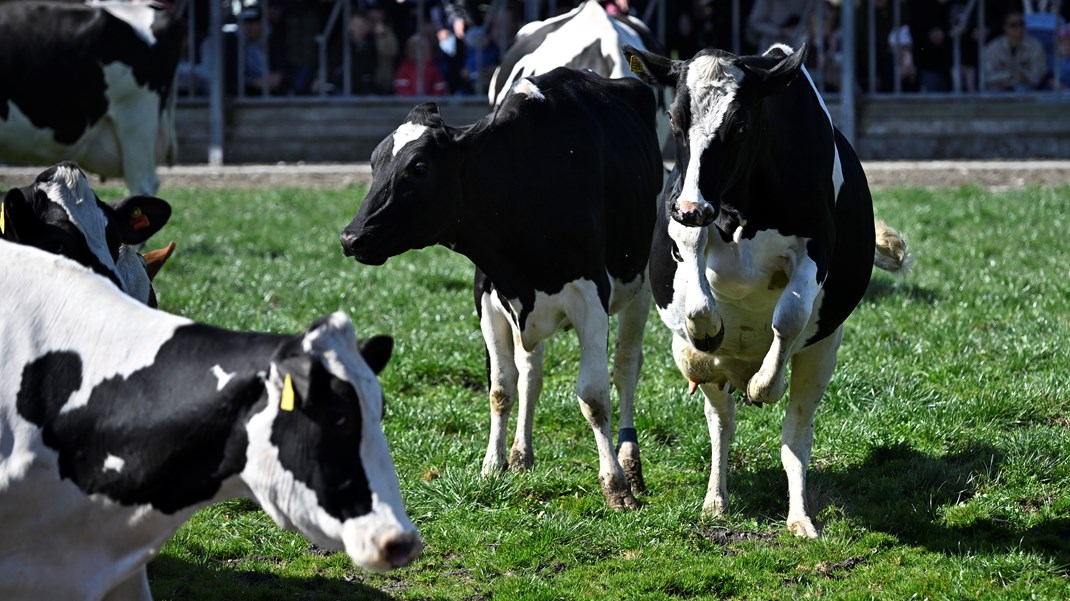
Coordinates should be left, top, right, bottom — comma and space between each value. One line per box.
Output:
782, 325, 842, 538
509, 341, 544, 472
699, 381, 735, 515
102, 566, 152, 601
573, 295, 637, 509
479, 298, 519, 476
747, 242, 824, 404
612, 279, 651, 493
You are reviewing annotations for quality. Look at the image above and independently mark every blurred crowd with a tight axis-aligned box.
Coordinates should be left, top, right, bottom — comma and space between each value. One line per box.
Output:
176, 0, 1070, 98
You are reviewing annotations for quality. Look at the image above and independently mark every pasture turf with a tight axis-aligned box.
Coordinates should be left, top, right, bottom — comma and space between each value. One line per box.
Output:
127, 183, 1070, 600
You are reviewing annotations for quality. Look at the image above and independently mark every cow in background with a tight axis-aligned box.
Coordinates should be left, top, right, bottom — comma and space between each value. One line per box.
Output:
340, 67, 663, 509
0, 240, 421, 601
1, 162, 172, 306
0, 0, 183, 195
624, 43, 912, 538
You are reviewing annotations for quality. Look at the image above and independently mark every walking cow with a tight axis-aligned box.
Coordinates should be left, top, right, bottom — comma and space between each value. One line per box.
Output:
623, 43, 912, 537
0, 240, 421, 601
340, 67, 663, 509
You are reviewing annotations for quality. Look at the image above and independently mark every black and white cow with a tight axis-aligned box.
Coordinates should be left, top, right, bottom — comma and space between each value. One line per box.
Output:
1, 162, 172, 306
0, 0, 183, 195
0, 240, 421, 601
623, 43, 911, 537
339, 67, 663, 509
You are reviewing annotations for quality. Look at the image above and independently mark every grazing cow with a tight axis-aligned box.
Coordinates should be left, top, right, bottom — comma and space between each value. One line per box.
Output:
0, 240, 421, 601
339, 67, 663, 509
1, 162, 172, 306
623, 43, 911, 537
0, 0, 182, 195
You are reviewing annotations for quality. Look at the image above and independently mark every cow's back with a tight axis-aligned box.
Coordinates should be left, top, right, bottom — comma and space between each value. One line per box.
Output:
478, 68, 661, 284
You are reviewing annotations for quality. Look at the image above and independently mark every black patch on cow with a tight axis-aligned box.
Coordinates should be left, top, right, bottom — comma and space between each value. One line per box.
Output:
0, 2, 182, 143
16, 325, 287, 514
564, 41, 614, 76
271, 349, 373, 521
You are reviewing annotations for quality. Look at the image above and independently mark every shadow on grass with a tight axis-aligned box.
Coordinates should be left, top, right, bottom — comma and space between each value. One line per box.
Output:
863, 277, 937, 304
734, 443, 1070, 570
148, 554, 398, 601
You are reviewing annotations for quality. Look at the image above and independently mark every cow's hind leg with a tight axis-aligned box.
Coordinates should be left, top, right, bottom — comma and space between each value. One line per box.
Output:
782, 325, 842, 539
699, 380, 735, 515
509, 341, 544, 472
572, 287, 637, 509
613, 279, 651, 493
480, 298, 520, 476
102, 566, 152, 601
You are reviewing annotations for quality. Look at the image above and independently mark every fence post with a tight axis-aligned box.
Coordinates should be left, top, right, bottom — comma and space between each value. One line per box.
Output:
208, 0, 224, 165
840, 0, 856, 146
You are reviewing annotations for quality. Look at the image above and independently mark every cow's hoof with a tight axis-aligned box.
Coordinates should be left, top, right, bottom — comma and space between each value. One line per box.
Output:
508, 447, 534, 472
600, 474, 639, 510
480, 456, 508, 477
702, 493, 727, 516
787, 517, 819, 539
616, 442, 646, 494
746, 370, 787, 405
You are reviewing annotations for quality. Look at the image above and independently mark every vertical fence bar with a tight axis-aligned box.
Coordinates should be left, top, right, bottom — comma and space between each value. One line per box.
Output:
892, 0, 902, 94
208, 0, 224, 165
840, 0, 856, 144
978, 0, 986, 91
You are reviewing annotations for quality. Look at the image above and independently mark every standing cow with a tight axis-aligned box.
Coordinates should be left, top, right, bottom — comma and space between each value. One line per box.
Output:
1, 162, 172, 305
0, 240, 421, 601
339, 67, 663, 509
0, 0, 182, 195
623, 43, 911, 537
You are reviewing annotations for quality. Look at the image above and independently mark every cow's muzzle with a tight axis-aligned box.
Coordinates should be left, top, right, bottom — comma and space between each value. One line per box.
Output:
687, 314, 725, 354
339, 229, 386, 265
671, 200, 717, 228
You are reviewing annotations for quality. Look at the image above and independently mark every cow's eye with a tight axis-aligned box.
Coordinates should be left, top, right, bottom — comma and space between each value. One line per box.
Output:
736, 122, 748, 137
412, 162, 428, 178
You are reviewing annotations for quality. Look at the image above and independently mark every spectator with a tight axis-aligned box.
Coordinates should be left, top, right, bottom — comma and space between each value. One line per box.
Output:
746, 0, 810, 53
462, 26, 500, 96
368, 6, 400, 95
198, 5, 285, 97
983, 9, 1049, 91
394, 33, 448, 96
326, 12, 379, 94
908, 0, 953, 92
278, 0, 322, 95
948, 0, 988, 93
1052, 24, 1070, 88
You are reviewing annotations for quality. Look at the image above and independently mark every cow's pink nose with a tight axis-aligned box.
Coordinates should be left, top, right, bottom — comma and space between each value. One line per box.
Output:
672, 200, 716, 227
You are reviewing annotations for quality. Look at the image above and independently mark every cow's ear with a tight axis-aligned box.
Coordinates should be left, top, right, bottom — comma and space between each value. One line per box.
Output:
109, 196, 173, 244
406, 102, 444, 127
622, 45, 676, 88
756, 43, 808, 95
359, 335, 394, 375
141, 240, 176, 280
1, 188, 28, 241
274, 354, 314, 413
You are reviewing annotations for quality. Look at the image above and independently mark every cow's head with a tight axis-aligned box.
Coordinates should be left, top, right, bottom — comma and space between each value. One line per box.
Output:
623, 44, 807, 227
0, 162, 171, 304
339, 103, 467, 264
244, 313, 420, 571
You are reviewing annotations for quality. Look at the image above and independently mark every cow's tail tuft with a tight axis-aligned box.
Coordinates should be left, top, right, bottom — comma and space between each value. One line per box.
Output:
873, 219, 913, 274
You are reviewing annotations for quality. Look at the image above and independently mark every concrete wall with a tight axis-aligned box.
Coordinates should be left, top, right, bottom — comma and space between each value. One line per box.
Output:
174, 95, 1070, 165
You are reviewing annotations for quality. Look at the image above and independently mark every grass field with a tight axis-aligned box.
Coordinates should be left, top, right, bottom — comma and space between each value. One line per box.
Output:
127, 182, 1070, 600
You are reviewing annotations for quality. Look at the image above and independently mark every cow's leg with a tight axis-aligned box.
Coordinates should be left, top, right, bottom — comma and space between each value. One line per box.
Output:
782, 325, 842, 539
572, 289, 637, 509
698, 380, 735, 515
509, 340, 544, 472
101, 566, 152, 601
105, 67, 162, 195
479, 301, 519, 476
747, 246, 823, 404
613, 279, 651, 493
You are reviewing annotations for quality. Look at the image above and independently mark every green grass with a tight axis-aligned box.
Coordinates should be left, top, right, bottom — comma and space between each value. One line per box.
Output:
127, 183, 1070, 600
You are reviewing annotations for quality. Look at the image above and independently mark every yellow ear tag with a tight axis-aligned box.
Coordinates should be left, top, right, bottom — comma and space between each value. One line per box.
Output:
1, 199, 6, 236
628, 55, 644, 74
280, 373, 295, 411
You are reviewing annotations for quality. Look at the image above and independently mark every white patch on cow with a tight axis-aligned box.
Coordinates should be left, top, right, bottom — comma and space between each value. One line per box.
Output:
241, 313, 417, 572
391, 123, 427, 157
679, 55, 744, 207
512, 78, 545, 101
98, 2, 158, 46
491, 0, 647, 105
211, 365, 236, 391
103, 454, 125, 473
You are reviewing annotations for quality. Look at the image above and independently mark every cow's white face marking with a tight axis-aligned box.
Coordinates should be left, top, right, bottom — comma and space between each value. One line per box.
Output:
41, 168, 113, 269
512, 78, 545, 101
679, 55, 743, 207
391, 123, 427, 157
103, 454, 125, 473
211, 365, 236, 391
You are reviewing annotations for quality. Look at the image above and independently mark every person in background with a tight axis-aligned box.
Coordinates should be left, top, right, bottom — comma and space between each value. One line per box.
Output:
394, 33, 448, 96
908, 0, 953, 92
746, 0, 810, 53
461, 26, 500, 96
326, 11, 379, 94
984, 9, 1049, 91
1051, 24, 1070, 89
278, 0, 322, 95
369, 6, 400, 95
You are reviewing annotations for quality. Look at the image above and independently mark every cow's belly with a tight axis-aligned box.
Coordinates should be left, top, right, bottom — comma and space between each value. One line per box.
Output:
0, 101, 122, 177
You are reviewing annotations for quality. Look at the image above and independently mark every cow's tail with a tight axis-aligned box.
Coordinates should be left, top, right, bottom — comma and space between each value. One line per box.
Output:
873, 219, 913, 274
